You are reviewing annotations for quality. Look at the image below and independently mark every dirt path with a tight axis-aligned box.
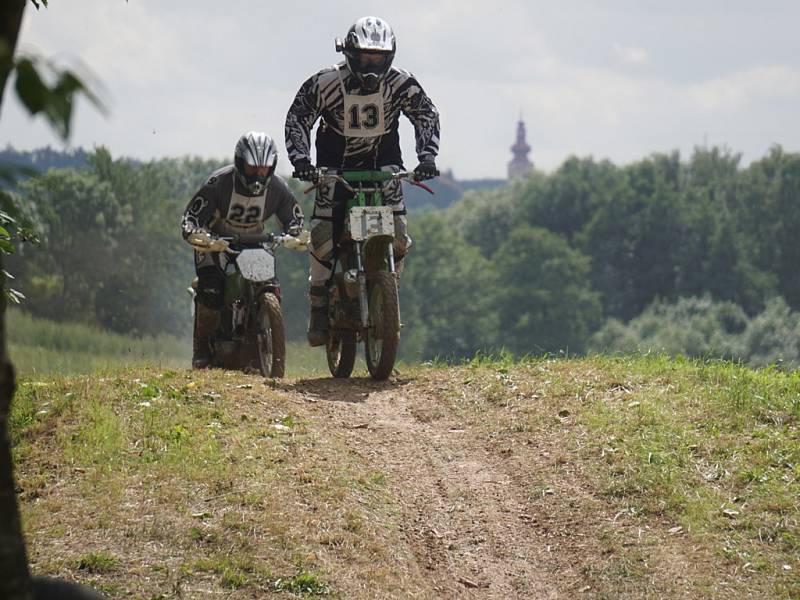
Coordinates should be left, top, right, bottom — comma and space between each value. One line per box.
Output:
18, 366, 749, 598
286, 375, 565, 599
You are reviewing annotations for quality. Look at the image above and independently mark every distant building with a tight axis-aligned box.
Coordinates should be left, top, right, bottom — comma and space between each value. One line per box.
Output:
507, 118, 533, 179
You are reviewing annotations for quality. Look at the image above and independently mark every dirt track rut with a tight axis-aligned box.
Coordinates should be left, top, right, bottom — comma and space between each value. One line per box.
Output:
288, 376, 565, 599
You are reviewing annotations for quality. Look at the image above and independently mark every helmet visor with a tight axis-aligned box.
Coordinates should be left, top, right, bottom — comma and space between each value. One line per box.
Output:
242, 162, 274, 189
243, 163, 273, 179
352, 51, 391, 73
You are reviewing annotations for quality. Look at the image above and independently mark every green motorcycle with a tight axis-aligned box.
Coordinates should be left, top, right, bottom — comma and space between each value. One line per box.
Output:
300, 169, 433, 380
188, 232, 306, 377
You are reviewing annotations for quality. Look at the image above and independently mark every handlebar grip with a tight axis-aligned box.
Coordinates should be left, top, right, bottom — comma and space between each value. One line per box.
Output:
231, 233, 274, 245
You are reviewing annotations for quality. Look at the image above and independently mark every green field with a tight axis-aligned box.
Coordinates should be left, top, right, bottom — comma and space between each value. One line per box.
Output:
6, 310, 334, 377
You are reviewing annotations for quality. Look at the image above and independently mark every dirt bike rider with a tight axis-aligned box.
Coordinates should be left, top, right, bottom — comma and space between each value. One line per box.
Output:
285, 15, 440, 347
181, 131, 304, 369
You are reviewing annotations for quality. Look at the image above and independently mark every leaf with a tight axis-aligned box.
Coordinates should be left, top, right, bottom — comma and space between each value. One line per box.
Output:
14, 58, 49, 115
13, 55, 108, 141
7, 289, 26, 304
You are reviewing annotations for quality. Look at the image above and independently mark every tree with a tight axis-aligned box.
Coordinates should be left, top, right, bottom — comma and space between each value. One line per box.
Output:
15, 169, 124, 321
1, 1, 39, 593
401, 213, 498, 360
739, 147, 800, 309
1, 1, 104, 597
492, 225, 601, 354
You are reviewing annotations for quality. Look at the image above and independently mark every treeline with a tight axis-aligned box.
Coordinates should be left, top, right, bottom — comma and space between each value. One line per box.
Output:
402, 145, 800, 364
5, 145, 800, 367
5, 149, 226, 336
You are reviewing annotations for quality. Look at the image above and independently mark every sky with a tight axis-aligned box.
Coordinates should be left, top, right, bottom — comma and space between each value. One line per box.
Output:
1, 0, 799, 179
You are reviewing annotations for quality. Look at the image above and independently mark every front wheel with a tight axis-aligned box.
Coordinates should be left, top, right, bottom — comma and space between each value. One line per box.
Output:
257, 293, 285, 378
326, 333, 357, 378
364, 272, 400, 380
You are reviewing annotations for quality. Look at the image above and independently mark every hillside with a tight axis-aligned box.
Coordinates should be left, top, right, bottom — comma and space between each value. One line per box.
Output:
11, 357, 799, 598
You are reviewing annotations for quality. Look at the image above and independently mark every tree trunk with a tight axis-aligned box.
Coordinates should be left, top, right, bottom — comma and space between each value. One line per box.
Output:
1, 1, 35, 598
0, 0, 26, 108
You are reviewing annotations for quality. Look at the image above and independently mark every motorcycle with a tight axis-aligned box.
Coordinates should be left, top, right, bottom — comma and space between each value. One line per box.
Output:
297, 168, 433, 380
187, 232, 307, 378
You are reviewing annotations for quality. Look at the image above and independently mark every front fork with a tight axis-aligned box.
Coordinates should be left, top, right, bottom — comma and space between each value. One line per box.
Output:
355, 242, 369, 328
355, 240, 398, 330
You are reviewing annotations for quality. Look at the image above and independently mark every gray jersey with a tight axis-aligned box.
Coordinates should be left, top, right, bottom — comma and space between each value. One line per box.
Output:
181, 165, 303, 239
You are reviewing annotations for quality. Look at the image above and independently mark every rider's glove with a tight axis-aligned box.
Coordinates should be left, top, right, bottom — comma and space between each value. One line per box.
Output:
287, 223, 303, 237
208, 238, 230, 252
413, 158, 439, 181
293, 158, 317, 182
282, 230, 310, 251
187, 230, 229, 253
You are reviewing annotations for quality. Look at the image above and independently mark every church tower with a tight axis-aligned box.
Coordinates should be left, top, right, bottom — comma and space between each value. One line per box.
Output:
508, 118, 533, 179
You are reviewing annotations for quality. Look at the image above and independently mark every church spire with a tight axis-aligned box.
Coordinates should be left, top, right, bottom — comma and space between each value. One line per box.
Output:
508, 117, 533, 179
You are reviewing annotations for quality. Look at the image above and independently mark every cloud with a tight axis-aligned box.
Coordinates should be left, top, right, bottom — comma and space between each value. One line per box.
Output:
2, 1, 800, 179
686, 65, 800, 113
612, 42, 649, 66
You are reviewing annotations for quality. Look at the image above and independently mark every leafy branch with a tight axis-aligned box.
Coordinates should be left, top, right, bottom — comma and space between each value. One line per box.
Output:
13, 54, 106, 139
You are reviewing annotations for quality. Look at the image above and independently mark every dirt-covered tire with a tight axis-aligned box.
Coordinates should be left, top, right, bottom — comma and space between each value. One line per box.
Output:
257, 292, 285, 378
365, 271, 400, 380
326, 333, 357, 379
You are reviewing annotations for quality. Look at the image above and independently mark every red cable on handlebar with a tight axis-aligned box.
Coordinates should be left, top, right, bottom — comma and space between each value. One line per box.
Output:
408, 179, 435, 194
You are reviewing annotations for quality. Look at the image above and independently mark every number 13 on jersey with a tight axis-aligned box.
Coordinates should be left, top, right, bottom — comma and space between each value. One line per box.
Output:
343, 92, 386, 138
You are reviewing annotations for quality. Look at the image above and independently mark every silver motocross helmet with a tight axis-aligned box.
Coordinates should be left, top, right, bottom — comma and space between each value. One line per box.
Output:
233, 131, 278, 196
336, 16, 396, 93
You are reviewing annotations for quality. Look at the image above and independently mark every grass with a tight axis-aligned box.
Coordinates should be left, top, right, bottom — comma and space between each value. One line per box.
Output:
11, 367, 401, 598
75, 551, 121, 574
7, 309, 190, 374
446, 353, 800, 597
6, 309, 335, 377
9, 352, 799, 597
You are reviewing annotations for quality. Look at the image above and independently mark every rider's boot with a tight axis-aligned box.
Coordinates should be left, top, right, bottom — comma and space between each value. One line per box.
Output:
307, 285, 329, 347
192, 302, 221, 369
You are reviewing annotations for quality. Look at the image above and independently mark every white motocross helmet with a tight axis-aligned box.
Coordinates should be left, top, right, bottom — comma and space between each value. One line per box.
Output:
336, 16, 396, 93
233, 131, 278, 196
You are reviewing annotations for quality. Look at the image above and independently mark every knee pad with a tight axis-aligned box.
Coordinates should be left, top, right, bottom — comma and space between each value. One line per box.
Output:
393, 215, 411, 259
196, 266, 225, 310
310, 220, 334, 263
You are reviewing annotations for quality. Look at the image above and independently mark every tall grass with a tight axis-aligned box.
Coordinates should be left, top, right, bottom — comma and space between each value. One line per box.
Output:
6, 309, 333, 377
7, 309, 190, 374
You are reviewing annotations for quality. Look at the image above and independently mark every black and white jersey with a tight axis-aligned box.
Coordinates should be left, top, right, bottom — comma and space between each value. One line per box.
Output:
181, 166, 303, 239
285, 63, 440, 169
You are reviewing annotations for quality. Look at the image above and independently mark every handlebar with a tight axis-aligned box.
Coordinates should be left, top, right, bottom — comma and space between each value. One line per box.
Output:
293, 168, 434, 195
187, 230, 308, 253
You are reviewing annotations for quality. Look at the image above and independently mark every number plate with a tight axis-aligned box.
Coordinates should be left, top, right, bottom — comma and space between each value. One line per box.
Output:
236, 249, 275, 281
349, 206, 394, 241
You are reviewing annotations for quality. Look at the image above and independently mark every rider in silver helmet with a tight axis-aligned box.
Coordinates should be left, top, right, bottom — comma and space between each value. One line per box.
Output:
181, 131, 304, 369
285, 16, 441, 347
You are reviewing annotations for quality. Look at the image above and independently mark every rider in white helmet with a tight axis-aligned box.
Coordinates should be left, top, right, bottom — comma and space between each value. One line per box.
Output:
181, 131, 304, 368
285, 16, 440, 347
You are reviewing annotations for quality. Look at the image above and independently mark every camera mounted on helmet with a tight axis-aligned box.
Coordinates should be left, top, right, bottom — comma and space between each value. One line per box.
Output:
234, 131, 278, 196
336, 16, 396, 94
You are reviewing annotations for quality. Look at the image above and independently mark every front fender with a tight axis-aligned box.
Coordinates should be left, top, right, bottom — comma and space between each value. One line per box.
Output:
362, 234, 393, 276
